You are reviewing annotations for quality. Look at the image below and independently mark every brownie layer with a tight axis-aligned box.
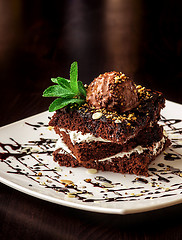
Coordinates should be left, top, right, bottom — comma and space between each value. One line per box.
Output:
55, 124, 164, 162
53, 136, 171, 176
57, 130, 136, 162
49, 86, 165, 145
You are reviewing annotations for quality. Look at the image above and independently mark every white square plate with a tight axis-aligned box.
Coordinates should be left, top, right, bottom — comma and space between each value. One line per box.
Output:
0, 100, 182, 214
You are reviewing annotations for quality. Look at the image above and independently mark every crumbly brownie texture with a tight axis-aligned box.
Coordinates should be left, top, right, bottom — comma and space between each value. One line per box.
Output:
49, 86, 165, 145
59, 130, 134, 162
53, 136, 171, 176
55, 124, 164, 162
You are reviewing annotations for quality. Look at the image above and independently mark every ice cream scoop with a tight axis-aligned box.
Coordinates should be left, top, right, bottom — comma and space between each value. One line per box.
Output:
86, 71, 139, 113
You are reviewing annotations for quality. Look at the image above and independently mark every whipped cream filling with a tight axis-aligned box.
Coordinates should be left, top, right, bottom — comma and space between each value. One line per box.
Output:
55, 137, 74, 156
58, 128, 111, 144
97, 136, 166, 162
55, 129, 166, 163
58, 121, 156, 146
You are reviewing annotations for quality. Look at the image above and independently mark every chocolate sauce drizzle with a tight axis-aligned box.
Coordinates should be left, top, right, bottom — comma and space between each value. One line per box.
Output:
25, 122, 48, 130
0, 116, 182, 204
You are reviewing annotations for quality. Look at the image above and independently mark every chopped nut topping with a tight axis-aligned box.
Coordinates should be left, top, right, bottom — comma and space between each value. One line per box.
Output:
92, 112, 102, 120
101, 182, 114, 188
67, 193, 76, 198
115, 119, 121, 123
85, 178, 91, 183
47, 126, 54, 131
60, 179, 74, 185
87, 169, 98, 174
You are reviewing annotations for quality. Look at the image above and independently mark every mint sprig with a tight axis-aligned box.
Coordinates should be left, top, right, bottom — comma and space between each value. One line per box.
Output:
70, 61, 79, 93
43, 61, 86, 112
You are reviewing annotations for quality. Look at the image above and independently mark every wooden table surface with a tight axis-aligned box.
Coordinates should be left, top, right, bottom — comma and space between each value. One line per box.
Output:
1, 1, 182, 239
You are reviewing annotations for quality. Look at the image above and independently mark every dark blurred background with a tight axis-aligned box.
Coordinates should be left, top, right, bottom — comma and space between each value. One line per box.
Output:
0, 0, 182, 126
1, 2, 182, 239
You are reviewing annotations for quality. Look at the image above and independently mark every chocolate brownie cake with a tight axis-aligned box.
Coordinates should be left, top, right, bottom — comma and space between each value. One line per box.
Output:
53, 123, 164, 162
46, 68, 170, 176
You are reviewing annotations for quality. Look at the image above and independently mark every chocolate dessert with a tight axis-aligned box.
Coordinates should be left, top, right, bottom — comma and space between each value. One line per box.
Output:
86, 71, 139, 112
44, 64, 170, 176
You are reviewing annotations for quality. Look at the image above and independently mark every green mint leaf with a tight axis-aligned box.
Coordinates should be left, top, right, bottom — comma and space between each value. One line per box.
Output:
51, 77, 70, 84
51, 78, 59, 84
49, 98, 85, 112
70, 61, 79, 94
78, 81, 86, 98
43, 85, 75, 98
57, 77, 71, 90
44, 61, 86, 112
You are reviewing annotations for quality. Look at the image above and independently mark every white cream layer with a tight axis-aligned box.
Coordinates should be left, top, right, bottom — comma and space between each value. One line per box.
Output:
97, 136, 165, 162
55, 128, 166, 163
58, 128, 111, 144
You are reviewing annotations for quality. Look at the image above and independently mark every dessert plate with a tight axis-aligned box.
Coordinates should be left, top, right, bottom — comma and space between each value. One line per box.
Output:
0, 100, 182, 215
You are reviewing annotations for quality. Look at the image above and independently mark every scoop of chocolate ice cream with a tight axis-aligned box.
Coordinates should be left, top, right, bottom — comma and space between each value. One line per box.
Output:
86, 71, 139, 113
